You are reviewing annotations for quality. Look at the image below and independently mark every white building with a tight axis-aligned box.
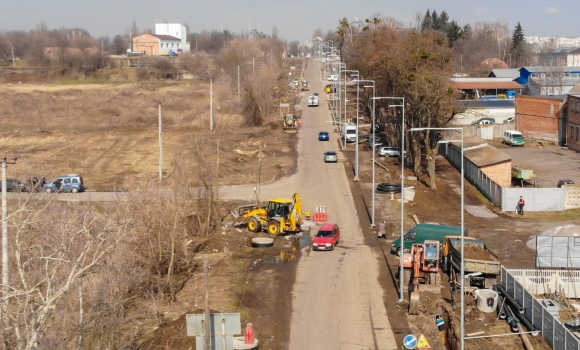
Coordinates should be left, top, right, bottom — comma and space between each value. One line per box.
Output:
155, 23, 190, 53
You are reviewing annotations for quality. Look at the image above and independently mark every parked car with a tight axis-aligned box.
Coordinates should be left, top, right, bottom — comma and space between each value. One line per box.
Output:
367, 136, 383, 147
503, 130, 525, 146
324, 151, 338, 163
43, 174, 85, 193
313, 223, 341, 251
504, 117, 515, 123
319, 131, 330, 141
472, 117, 496, 125
0, 178, 26, 192
558, 179, 575, 187
378, 146, 400, 157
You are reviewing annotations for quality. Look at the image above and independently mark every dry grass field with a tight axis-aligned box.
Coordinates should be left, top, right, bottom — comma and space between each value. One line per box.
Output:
0, 81, 297, 191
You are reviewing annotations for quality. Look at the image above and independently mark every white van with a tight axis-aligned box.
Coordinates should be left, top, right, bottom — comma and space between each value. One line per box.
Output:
503, 130, 525, 146
343, 124, 357, 143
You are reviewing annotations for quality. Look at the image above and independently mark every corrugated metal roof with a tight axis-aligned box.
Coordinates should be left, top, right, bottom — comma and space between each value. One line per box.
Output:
452, 81, 524, 89
489, 69, 521, 79
445, 136, 511, 167
521, 66, 580, 73
459, 100, 516, 108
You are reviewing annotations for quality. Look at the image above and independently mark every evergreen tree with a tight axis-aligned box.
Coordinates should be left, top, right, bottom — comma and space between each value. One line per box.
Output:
510, 22, 526, 67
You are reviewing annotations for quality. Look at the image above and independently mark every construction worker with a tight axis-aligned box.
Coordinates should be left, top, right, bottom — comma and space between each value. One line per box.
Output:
378, 220, 386, 239
305, 209, 311, 220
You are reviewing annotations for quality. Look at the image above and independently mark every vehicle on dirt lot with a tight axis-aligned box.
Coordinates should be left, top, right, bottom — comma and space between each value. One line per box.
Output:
307, 95, 319, 107
0, 178, 26, 192
558, 179, 575, 187
318, 131, 329, 141
442, 236, 500, 289
324, 151, 338, 163
313, 223, 340, 251
43, 174, 85, 193
235, 193, 303, 235
391, 223, 467, 256
378, 146, 399, 157
283, 114, 299, 133
503, 130, 525, 146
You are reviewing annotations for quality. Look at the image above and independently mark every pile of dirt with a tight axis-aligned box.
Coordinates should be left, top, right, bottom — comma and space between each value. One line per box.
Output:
462, 244, 496, 260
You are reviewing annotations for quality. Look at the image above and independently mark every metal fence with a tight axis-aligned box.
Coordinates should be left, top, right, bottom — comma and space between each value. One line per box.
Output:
502, 267, 580, 350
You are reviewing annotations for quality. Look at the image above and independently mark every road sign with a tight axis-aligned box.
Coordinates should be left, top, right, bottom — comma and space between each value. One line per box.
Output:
417, 333, 431, 349
403, 334, 417, 349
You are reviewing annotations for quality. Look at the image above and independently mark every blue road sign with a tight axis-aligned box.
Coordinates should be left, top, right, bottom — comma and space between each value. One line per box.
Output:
403, 334, 417, 349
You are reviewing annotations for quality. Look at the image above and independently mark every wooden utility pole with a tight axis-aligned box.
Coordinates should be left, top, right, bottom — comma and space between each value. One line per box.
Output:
203, 258, 210, 350
210, 79, 213, 131
154, 99, 165, 182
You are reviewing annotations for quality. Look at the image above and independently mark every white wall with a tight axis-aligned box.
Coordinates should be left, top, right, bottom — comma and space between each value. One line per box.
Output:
155, 23, 191, 52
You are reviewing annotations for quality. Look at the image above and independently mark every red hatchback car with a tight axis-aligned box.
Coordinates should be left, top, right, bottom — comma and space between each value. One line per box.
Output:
313, 223, 341, 251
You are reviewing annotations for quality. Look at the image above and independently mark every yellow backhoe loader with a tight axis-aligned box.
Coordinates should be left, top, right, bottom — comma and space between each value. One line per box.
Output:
233, 193, 303, 235
283, 114, 298, 134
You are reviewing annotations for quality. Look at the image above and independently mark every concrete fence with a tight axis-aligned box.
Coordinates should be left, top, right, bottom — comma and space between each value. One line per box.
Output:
502, 267, 580, 350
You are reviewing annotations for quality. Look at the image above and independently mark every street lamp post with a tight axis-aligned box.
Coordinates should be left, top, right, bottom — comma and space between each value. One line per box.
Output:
342, 69, 359, 179
333, 61, 345, 133
352, 79, 375, 226
374, 97, 405, 301
410, 126, 464, 350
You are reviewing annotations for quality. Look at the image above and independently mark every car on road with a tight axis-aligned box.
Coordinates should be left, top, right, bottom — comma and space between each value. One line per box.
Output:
378, 146, 400, 157
371, 122, 385, 132
313, 223, 341, 251
43, 174, 85, 193
324, 151, 338, 163
472, 117, 496, 125
318, 131, 330, 141
503, 130, 525, 146
504, 117, 515, 123
0, 178, 26, 192
558, 179, 575, 187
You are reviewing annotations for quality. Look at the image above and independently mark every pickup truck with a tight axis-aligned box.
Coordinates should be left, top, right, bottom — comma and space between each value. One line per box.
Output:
307, 95, 319, 107
442, 236, 500, 289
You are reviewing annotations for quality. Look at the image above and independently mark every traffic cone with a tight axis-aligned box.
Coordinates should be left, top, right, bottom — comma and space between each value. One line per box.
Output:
244, 323, 255, 344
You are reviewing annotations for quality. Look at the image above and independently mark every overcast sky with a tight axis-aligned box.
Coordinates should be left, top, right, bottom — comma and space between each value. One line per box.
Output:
1, 0, 578, 42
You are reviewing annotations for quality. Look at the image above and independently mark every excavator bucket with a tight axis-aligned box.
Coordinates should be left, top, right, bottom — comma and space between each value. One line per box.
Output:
284, 127, 298, 134
409, 291, 421, 315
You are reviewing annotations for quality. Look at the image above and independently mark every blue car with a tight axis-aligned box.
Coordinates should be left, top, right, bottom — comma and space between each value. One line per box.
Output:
43, 174, 85, 193
319, 131, 329, 141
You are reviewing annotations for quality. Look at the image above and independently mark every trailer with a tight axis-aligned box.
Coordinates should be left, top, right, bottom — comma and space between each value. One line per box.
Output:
512, 165, 537, 187
442, 236, 500, 289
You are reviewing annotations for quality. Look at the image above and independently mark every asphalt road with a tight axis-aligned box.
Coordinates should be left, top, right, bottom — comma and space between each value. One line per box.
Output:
282, 60, 397, 349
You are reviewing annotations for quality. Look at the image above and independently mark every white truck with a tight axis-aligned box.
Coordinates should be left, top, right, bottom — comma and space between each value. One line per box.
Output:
343, 124, 357, 143
307, 95, 319, 107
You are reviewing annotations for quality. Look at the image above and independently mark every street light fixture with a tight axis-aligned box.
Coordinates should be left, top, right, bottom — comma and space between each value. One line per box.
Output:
410, 126, 464, 350
352, 79, 376, 227
373, 97, 405, 301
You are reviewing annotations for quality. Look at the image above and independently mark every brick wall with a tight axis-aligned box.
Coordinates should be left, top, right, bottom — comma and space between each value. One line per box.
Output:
481, 161, 512, 187
515, 95, 565, 140
568, 95, 580, 153
133, 34, 160, 56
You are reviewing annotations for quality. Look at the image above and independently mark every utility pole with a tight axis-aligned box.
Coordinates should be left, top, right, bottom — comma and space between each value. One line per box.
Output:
154, 99, 165, 182
11, 47, 15, 68
210, 79, 213, 130
237, 65, 240, 102
203, 258, 211, 350
2, 157, 17, 325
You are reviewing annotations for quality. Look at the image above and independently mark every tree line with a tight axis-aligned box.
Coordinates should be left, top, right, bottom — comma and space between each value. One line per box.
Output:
326, 10, 533, 187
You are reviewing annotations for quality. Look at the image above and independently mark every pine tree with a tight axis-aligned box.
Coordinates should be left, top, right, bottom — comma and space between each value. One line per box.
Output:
510, 22, 526, 67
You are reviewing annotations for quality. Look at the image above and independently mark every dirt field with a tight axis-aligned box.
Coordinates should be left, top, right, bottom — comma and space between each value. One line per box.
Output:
3, 61, 579, 349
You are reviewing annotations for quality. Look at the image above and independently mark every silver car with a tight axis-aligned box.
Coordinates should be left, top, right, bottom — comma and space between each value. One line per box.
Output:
378, 147, 399, 157
324, 151, 338, 163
